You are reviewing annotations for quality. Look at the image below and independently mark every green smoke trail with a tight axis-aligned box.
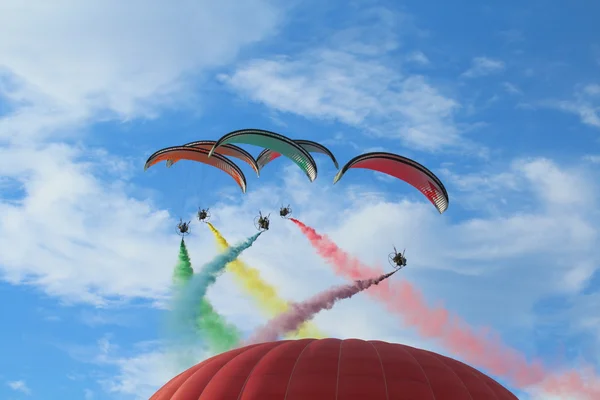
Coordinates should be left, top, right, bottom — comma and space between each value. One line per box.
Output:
174, 232, 262, 343
173, 238, 194, 285
167, 238, 199, 369
171, 238, 241, 353
196, 299, 240, 353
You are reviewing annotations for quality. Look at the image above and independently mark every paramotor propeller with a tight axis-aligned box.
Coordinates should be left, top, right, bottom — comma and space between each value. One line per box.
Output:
279, 205, 292, 219
388, 246, 407, 269
177, 219, 191, 237
197, 208, 211, 222
254, 211, 270, 231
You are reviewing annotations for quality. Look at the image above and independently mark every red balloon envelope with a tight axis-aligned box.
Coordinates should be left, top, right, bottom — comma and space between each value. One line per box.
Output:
150, 338, 517, 400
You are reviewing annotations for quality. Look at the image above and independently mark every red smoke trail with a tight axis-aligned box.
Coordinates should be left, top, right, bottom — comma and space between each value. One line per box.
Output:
290, 218, 600, 398
246, 270, 397, 345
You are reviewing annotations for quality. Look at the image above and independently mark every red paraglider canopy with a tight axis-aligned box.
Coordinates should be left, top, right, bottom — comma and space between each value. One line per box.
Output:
150, 338, 517, 400
334, 152, 450, 214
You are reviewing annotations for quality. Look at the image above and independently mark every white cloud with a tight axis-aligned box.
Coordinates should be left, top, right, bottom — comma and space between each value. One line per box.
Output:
0, 143, 177, 304
221, 52, 395, 126
217, 11, 467, 152
440, 156, 598, 219
0, 0, 282, 139
60, 336, 193, 400
2, 106, 599, 398
0, 0, 287, 308
462, 56, 506, 78
2, 136, 594, 399
95, 310, 434, 398
220, 54, 462, 151
556, 103, 600, 129
549, 84, 600, 129
583, 154, 600, 163
2, 3, 600, 399
584, 84, 600, 96
5, 142, 600, 341
7, 380, 31, 395
516, 158, 597, 209
59, 158, 597, 397
0, 0, 286, 302
406, 51, 430, 65
503, 82, 522, 95
100, 348, 191, 400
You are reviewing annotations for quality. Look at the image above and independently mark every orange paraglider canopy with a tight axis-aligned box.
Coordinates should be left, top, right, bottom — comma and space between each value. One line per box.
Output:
143, 146, 247, 193
167, 140, 260, 176
150, 338, 517, 400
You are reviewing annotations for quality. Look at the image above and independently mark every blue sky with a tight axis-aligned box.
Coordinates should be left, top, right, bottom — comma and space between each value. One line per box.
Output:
1, 0, 599, 399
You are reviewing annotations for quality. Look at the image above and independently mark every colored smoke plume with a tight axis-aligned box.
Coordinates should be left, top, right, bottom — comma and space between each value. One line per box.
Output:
171, 234, 260, 349
196, 298, 241, 353
290, 218, 600, 398
172, 238, 193, 285
246, 270, 397, 344
206, 222, 325, 339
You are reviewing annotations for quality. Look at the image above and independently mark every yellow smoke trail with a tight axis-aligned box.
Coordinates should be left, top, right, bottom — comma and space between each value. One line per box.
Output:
206, 222, 326, 339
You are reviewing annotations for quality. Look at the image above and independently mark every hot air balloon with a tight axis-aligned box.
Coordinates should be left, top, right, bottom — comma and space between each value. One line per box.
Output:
150, 339, 517, 400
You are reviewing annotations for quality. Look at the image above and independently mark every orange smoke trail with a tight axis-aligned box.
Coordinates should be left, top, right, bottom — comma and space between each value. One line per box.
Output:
290, 218, 600, 398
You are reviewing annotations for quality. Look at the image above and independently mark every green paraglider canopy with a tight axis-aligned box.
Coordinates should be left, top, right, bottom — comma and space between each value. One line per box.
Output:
208, 129, 318, 182
256, 139, 339, 172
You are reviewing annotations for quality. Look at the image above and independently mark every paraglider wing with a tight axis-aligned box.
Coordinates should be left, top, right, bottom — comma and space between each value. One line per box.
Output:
334, 152, 449, 213
144, 146, 178, 170
256, 139, 339, 172
295, 140, 339, 169
144, 146, 247, 193
168, 140, 260, 176
208, 129, 318, 182
255, 148, 283, 172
